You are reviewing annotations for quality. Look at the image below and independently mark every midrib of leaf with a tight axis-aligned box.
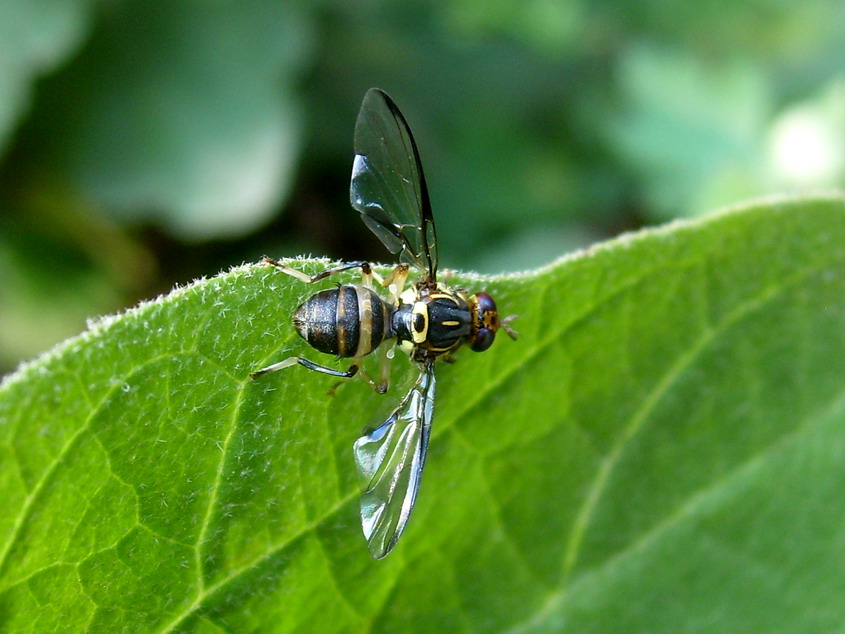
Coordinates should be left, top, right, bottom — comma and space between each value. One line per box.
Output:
192, 376, 248, 594
510, 235, 845, 632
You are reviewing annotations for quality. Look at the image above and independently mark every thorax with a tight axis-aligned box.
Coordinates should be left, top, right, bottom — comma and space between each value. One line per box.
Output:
392, 284, 472, 361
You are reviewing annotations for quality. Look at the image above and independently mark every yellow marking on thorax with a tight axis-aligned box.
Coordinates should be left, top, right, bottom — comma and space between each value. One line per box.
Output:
411, 301, 428, 344
428, 292, 458, 303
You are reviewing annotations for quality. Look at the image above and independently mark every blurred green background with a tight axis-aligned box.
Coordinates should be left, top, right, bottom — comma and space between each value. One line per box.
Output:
2, 0, 845, 375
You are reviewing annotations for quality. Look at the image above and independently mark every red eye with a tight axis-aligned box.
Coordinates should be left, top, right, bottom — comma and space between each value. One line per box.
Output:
474, 292, 497, 314
471, 328, 495, 352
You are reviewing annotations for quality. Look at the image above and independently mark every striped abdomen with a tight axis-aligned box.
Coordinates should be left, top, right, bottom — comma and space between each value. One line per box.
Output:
293, 285, 392, 358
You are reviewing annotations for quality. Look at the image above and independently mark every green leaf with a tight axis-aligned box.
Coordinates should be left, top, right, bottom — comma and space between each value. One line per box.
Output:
3, 195, 845, 631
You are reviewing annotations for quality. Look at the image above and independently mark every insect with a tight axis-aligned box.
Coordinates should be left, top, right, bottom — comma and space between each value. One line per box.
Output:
251, 88, 517, 559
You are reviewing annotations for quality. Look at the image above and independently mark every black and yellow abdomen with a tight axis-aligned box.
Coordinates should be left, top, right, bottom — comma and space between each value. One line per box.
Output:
294, 285, 392, 358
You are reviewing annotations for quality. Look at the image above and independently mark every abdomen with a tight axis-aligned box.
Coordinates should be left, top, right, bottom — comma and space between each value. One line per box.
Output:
294, 285, 392, 358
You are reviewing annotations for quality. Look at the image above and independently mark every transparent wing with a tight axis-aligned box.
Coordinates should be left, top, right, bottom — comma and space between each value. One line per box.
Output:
352, 364, 435, 559
350, 88, 438, 279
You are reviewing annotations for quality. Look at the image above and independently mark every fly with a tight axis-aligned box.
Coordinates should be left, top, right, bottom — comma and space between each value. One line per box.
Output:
251, 88, 517, 559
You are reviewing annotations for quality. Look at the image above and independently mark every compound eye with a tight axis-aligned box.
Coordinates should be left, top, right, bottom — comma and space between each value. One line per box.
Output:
470, 328, 495, 352
474, 292, 497, 314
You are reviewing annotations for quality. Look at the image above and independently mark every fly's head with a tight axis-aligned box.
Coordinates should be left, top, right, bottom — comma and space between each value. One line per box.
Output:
467, 292, 518, 352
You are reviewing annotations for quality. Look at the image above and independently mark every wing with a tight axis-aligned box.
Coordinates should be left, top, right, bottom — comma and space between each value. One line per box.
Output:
350, 88, 438, 280
352, 364, 435, 559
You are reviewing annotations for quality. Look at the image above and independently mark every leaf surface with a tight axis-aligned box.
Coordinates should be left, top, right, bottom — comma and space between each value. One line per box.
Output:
2, 196, 845, 631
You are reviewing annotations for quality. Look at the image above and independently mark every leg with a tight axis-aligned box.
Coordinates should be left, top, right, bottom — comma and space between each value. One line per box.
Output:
379, 345, 396, 393
357, 344, 392, 394
260, 257, 375, 285
353, 363, 388, 394
250, 355, 388, 395
327, 360, 387, 396
380, 264, 410, 302
441, 352, 458, 364
250, 356, 359, 380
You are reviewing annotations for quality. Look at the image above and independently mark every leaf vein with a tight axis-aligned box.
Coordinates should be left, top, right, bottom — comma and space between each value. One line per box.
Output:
559, 253, 845, 591
514, 382, 845, 632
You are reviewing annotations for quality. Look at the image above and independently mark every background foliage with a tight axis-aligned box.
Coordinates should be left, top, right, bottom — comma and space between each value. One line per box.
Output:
4, 1, 845, 630
2, 0, 845, 372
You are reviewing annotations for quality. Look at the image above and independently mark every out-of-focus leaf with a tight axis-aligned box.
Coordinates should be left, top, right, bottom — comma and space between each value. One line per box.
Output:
608, 43, 773, 220
34, 0, 313, 240
0, 241, 120, 369
607, 0, 843, 58
3, 196, 845, 631
766, 77, 845, 188
441, 0, 585, 56
0, 182, 154, 373
0, 0, 92, 155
